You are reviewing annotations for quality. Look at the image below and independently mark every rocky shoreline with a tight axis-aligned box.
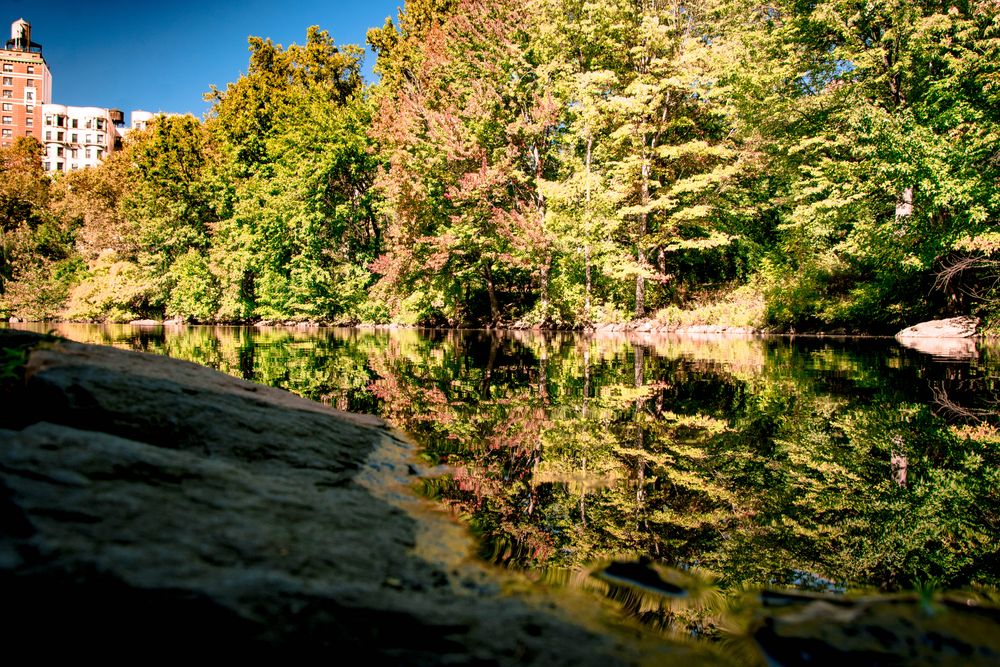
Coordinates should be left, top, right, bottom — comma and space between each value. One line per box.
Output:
7, 314, 990, 339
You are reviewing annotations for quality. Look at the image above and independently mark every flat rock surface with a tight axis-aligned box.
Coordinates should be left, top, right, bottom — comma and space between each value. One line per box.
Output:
0, 330, 700, 664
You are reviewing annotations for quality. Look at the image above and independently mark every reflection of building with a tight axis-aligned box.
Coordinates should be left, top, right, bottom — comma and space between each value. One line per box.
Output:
41, 104, 125, 172
0, 18, 53, 147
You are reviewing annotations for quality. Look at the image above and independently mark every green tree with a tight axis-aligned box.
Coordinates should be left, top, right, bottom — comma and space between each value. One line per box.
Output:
207, 26, 377, 323
63, 114, 214, 321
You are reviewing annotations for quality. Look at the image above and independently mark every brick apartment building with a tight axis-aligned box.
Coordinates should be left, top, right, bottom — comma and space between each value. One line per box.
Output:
1, 18, 52, 147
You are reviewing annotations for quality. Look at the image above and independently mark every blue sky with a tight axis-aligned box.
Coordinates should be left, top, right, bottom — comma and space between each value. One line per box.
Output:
4, 0, 403, 121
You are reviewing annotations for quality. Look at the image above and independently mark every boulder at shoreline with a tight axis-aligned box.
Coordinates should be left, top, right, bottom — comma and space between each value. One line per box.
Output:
896, 316, 980, 339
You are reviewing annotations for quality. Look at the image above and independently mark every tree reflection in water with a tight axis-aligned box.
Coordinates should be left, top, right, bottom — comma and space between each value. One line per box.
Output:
11, 322, 1000, 640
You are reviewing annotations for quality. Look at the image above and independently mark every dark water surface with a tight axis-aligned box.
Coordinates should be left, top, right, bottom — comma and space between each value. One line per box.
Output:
9, 323, 999, 602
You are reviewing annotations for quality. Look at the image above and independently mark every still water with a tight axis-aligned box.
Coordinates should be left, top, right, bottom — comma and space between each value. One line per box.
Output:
9, 323, 999, 601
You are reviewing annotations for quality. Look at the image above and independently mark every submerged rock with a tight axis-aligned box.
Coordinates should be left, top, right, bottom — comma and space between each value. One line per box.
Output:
751, 590, 1000, 666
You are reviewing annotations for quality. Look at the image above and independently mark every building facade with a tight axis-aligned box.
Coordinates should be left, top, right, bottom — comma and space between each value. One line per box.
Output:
130, 110, 162, 132
41, 104, 124, 172
120, 109, 182, 138
1, 18, 52, 147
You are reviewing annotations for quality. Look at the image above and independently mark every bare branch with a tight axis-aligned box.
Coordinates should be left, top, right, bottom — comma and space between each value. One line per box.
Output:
929, 382, 994, 423
933, 253, 1000, 299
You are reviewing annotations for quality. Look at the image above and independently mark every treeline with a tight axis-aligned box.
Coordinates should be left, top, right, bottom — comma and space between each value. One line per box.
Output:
2, 1, 999, 332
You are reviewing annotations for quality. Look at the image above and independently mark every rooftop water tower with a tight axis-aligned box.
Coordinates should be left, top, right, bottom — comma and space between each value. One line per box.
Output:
6, 19, 42, 53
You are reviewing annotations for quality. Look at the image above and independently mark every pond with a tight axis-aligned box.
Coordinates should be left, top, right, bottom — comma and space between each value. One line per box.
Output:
7, 323, 999, 610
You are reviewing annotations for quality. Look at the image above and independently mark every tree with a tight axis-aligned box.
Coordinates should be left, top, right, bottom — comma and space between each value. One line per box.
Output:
529, 0, 629, 323
0, 137, 82, 319
206, 26, 377, 323
721, 0, 1000, 330
370, 0, 558, 325
63, 114, 215, 321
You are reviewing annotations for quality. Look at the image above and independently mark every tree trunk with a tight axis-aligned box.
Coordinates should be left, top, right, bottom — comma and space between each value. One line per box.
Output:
895, 186, 913, 220
890, 434, 907, 487
484, 263, 500, 324
584, 134, 593, 321
534, 144, 550, 323
240, 270, 256, 320
635, 163, 650, 319
540, 253, 551, 323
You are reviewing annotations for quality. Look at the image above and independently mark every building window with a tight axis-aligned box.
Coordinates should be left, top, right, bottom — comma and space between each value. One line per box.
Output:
57, 131, 63, 141
55, 116, 63, 127
45, 130, 51, 140
2, 64, 11, 72
26, 65, 34, 74
25, 105, 32, 113
44, 161, 49, 170
1, 129, 11, 138
85, 148, 91, 159
25, 117, 32, 126
56, 147, 64, 157
71, 133, 77, 142
24, 130, 31, 137
1, 77, 11, 85
85, 133, 92, 143
1, 116, 11, 125
71, 148, 78, 158
2, 90, 11, 99
97, 133, 104, 144
25, 79, 34, 88
71, 119, 78, 128
1, 103, 10, 111
85, 119, 93, 129
97, 119, 105, 130
25, 90, 33, 100
45, 115, 52, 125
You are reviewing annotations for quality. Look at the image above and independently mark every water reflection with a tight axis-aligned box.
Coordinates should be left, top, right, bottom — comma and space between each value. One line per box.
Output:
896, 334, 979, 360
7, 323, 999, 605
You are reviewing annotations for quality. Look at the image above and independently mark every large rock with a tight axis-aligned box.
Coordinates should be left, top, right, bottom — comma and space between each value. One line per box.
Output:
896, 316, 980, 339
0, 330, 697, 664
